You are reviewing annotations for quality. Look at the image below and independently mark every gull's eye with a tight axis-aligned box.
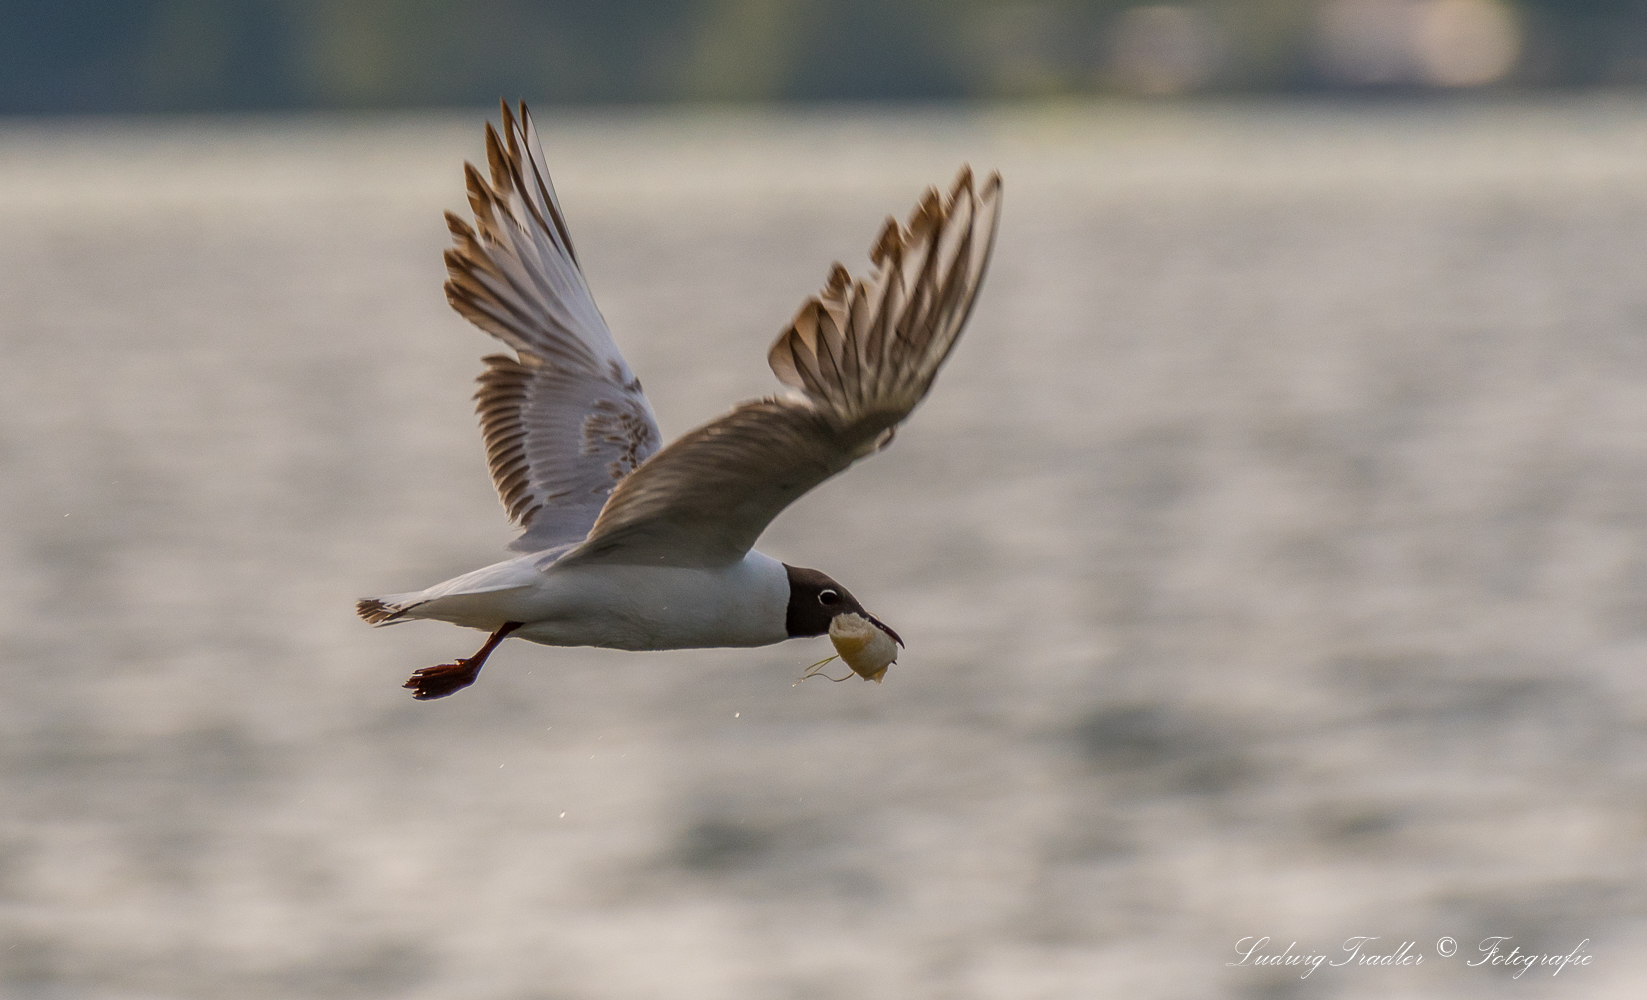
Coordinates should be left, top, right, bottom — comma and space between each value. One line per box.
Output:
818, 589, 841, 606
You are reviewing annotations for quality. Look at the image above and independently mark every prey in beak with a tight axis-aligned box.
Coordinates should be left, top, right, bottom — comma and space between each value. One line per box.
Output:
826, 612, 900, 682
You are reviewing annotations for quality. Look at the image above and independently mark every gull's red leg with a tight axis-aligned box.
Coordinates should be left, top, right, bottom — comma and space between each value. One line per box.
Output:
403, 621, 523, 700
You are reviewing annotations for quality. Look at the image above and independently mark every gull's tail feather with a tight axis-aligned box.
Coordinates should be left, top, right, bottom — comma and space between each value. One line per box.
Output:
355, 558, 544, 630
356, 598, 420, 626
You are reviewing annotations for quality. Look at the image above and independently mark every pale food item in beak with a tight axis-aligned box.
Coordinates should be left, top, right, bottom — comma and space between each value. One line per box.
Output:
828, 613, 898, 683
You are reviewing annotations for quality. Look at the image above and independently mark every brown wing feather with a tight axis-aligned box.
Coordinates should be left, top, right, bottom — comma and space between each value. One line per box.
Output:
561, 168, 1001, 568
768, 167, 1000, 421
562, 399, 871, 567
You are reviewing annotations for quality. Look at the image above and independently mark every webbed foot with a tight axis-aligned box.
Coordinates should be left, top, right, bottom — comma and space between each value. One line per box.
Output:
404, 659, 482, 700
401, 621, 522, 701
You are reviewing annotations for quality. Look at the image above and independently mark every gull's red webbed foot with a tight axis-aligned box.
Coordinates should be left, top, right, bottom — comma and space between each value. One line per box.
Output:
404, 659, 483, 700
403, 621, 521, 700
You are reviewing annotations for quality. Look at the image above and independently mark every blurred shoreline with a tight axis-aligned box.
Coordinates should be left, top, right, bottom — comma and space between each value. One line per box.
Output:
3, 1, 1638, 113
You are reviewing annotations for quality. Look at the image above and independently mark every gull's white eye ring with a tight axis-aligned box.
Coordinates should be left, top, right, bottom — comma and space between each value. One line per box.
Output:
818, 589, 841, 606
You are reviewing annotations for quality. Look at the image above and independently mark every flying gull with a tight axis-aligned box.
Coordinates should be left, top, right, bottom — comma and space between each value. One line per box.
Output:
357, 102, 1001, 699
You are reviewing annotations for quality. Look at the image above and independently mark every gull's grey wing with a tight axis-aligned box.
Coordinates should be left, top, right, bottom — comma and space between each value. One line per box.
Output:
560, 167, 1001, 569
445, 101, 661, 552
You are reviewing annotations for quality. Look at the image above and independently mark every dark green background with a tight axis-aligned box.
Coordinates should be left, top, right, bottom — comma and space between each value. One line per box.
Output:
3, 0, 1643, 114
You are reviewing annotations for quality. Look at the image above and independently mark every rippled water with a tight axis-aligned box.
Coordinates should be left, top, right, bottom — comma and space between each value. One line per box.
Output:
6, 98, 1647, 998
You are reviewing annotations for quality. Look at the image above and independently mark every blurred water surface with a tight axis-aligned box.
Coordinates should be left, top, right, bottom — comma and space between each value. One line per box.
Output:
5, 98, 1647, 998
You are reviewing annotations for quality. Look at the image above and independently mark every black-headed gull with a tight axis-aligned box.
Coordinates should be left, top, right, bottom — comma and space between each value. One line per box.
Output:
358, 103, 1001, 699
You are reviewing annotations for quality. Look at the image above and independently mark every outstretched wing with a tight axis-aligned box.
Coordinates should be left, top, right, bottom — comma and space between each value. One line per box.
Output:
445, 101, 662, 552
560, 167, 1002, 568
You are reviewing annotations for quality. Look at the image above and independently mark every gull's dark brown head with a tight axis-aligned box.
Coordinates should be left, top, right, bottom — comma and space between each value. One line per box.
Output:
783, 564, 903, 645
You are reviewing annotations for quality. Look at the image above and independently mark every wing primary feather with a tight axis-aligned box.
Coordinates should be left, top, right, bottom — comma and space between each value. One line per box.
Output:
460, 159, 599, 369
484, 122, 512, 205
514, 102, 581, 264
870, 216, 901, 266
